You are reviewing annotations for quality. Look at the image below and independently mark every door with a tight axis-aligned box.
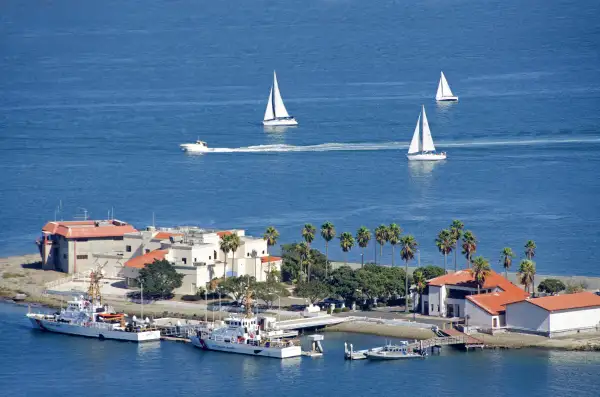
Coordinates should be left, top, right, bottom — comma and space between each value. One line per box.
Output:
493, 317, 498, 328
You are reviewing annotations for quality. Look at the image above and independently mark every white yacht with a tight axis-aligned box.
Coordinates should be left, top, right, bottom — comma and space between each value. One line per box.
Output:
435, 71, 458, 102
180, 140, 209, 153
190, 315, 301, 359
26, 267, 161, 342
407, 105, 447, 161
365, 342, 426, 360
263, 71, 298, 126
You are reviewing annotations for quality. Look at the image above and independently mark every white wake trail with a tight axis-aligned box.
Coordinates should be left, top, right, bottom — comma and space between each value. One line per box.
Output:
204, 137, 600, 154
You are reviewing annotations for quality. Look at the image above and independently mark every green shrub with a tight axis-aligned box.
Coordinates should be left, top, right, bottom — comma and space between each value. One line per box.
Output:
342, 307, 350, 312
333, 308, 342, 314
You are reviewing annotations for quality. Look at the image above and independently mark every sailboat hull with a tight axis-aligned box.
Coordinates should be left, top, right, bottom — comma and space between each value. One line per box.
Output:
263, 117, 298, 126
436, 96, 458, 102
407, 153, 447, 161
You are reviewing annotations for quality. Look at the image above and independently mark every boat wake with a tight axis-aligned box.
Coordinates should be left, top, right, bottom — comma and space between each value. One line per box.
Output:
204, 137, 600, 154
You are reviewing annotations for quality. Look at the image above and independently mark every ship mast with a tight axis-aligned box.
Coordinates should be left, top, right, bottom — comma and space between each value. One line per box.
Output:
87, 264, 105, 306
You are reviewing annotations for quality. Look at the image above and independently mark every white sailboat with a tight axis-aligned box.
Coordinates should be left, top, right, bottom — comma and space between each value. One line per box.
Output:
407, 105, 447, 161
263, 71, 298, 126
435, 72, 458, 102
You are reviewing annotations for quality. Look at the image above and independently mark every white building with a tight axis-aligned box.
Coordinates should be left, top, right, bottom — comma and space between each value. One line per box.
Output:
505, 292, 600, 337
422, 269, 527, 318
464, 291, 527, 330
121, 227, 282, 295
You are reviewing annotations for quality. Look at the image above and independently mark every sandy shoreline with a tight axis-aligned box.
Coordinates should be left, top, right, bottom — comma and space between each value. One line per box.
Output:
3, 253, 600, 351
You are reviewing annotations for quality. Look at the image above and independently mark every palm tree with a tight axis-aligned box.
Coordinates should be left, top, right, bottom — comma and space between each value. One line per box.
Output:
449, 220, 464, 271
518, 259, 536, 294
301, 224, 316, 281
413, 270, 427, 313
228, 233, 241, 277
435, 229, 453, 273
295, 242, 310, 282
388, 223, 402, 266
320, 222, 336, 279
500, 247, 514, 279
356, 227, 371, 267
400, 235, 418, 313
263, 226, 279, 273
461, 230, 477, 268
374, 225, 388, 264
219, 234, 232, 279
471, 256, 491, 294
339, 232, 355, 265
525, 240, 536, 260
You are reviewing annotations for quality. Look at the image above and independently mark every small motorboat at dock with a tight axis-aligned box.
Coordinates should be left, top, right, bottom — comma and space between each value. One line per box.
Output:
365, 342, 426, 360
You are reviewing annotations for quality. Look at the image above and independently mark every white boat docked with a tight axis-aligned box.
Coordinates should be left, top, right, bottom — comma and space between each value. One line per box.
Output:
365, 342, 426, 360
180, 140, 209, 153
263, 71, 298, 126
407, 105, 447, 161
435, 71, 458, 102
26, 266, 161, 343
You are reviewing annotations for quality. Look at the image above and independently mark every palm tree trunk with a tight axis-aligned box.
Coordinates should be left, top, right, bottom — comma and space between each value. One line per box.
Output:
223, 253, 228, 279
444, 253, 447, 273
232, 251, 236, 277
391, 246, 395, 266
454, 247, 457, 272
325, 242, 329, 279
477, 284, 480, 294
404, 260, 409, 313
345, 251, 348, 265
307, 244, 311, 282
380, 244, 383, 262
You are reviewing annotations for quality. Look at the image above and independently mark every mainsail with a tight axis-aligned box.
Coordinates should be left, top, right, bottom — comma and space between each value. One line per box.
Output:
436, 72, 454, 100
272, 72, 290, 118
264, 87, 274, 121
420, 106, 436, 152
408, 114, 421, 154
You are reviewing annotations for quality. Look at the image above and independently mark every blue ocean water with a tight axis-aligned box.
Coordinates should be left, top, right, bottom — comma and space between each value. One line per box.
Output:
1, 0, 600, 275
1, 302, 600, 396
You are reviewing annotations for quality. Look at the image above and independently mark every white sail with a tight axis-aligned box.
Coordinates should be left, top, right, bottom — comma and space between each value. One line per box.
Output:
272, 72, 290, 118
421, 106, 436, 152
264, 87, 274, 121
436, 72, 455, 100
408, 114, 421, 154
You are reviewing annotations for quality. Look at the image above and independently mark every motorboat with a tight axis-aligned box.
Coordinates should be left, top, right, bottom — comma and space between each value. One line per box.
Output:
263, 71, 298, 126
365, 342, 426, 360
180, 140, 209, 153
407, 105, 447, 161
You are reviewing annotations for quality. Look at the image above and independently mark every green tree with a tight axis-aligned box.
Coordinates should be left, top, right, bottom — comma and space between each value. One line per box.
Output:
400, 235, 418, 313
356, 268, 385, 304
471, 256, 491, 294
302, 224, 316, 281
254, 279, 290, 308
413, 265, 445, 280
137, 259, 184, 299
412, 270, 427, 313
524, 240, 536, 260
339, 232, 355, 264
461, 230, 477, 268
329, 265, 360, 302
219, 234, 232, 279
229, 233, 241, 276
565, 280, 586, 294
435, 229, 453, 273
537, 279, 566, 295
518, 259, 536, 294
356, 226, 371, 267
295, 280, 330, 304
295, 242, 311, 283
449, 220, 464, 271
374, 225, 388, 264
320, 222, 336, 279
500, 247, 514, 279
219, 275, 255, 302
387, 224, 402, 266
263, 226, 280, 273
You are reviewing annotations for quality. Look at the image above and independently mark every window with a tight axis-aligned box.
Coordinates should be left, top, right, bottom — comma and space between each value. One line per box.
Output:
431, 304, 434, 312
126, 245, 132, 252
247, 253, 250, 257
76, 254, 88, 260
145, 249, 150, 254
182, 258, 187, 264
209, 256, 212, 260
63, 254, 67, 259
114, 236, 123, 241
262, 251, 265, 254
437, 305, 440, 312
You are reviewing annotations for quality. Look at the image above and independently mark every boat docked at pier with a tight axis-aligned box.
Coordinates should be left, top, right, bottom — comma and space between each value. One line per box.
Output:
407, 105, 447, 161
365, 342, 426, 360
26, 266, 161, 343
435, 71, 458, 102
263, 71, 298, 127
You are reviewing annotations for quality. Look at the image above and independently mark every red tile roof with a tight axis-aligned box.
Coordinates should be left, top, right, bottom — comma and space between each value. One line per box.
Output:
261, 256, 282, 263
467, 290, 529, 315
42, 220, 137, 239
428, 269, 525, 296
124, 250, 168, 269
515, 292, 600, 312
153, 232, 182, 241
216, 231, 233, 237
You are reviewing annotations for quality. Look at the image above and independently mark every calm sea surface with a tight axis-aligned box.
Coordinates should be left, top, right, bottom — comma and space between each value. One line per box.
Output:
1, 0, 600, 275
1, 302, 600, 396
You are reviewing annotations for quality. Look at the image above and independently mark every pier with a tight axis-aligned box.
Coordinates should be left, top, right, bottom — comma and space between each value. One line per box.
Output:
276, 315, 349, 331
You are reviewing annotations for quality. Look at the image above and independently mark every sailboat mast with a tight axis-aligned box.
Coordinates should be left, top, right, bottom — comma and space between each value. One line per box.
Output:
272, 73, 277, 118
441, 73, 444, 96
420, 106, 424, 152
